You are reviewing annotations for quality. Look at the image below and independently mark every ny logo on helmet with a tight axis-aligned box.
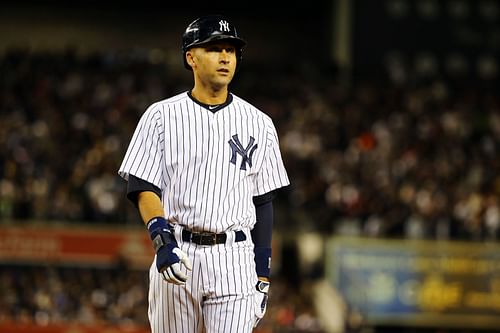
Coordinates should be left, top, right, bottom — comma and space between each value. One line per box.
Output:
228, 135, 257, 171
219, 20, 230, 32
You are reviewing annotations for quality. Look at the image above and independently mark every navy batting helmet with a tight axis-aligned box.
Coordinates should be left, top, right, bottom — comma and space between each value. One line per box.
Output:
182, 15, 246, 70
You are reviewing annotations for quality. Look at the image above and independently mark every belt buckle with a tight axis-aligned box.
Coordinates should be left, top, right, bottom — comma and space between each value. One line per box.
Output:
199, 232, 217, 246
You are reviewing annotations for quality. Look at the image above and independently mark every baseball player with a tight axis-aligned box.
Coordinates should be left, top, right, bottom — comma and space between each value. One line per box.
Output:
119, 15, 289, 333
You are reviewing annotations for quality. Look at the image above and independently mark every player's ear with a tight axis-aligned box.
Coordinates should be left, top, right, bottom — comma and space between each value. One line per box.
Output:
186, 51, 196, 69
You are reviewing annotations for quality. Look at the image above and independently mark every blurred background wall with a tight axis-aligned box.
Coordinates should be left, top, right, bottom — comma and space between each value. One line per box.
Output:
0, 0, 499, 332
0, 0, 331, 66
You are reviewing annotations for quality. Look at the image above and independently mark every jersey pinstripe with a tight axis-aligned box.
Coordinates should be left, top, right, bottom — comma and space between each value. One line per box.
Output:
119, 91, 289, 233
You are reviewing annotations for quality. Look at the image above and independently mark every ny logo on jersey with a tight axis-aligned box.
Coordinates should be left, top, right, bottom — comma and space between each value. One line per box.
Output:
219, 20, 230, 32
228, 134, 258, 171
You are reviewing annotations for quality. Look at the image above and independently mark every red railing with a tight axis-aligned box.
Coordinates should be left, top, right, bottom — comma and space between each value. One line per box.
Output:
0, 224, 153, 268
0, 323, 150, 333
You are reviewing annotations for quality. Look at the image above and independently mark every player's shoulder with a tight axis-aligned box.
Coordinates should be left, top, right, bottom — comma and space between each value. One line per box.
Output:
137, 92, 189, 124
147, 91, 189, 112
231, 93, 274, 124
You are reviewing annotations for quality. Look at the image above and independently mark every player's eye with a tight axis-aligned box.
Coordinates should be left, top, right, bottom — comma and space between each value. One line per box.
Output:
205, 45, 235, 53
206, 46, 220, 52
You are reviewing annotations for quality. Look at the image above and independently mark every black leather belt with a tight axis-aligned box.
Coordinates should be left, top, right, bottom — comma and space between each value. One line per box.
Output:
182, 229, 246, 245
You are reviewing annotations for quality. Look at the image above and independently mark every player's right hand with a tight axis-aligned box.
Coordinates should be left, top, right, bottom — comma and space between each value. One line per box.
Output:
157, 245, 192, 285
147, 217, 192, 285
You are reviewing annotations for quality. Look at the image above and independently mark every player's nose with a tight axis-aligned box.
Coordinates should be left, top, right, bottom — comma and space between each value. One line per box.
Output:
219, 50, 231, 63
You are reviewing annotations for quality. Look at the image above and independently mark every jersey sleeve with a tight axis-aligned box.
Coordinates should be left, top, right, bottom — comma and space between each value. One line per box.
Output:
118, 104, 164, 190
253, 120, 290, 196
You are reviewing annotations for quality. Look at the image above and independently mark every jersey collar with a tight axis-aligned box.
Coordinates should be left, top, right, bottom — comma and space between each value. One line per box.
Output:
187, 90, 233, 113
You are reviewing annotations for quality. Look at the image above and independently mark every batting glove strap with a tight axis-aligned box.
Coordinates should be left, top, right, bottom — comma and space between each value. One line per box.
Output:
256, 280, 270, 294
254, 247, 272, 278
147, 217, 176, 251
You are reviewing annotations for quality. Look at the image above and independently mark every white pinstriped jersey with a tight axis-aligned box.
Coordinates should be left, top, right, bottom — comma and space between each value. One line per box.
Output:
119, 91, 289, 233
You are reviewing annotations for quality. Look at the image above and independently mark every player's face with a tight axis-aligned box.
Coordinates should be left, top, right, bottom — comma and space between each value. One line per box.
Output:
188, 42, 237, 89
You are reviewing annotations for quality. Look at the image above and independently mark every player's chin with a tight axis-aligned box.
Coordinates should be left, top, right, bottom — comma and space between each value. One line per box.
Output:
214, 75, 233, 86
217, 72, 233, 80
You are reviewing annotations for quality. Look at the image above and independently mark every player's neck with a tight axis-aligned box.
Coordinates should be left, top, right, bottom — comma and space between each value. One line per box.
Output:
191, 86, 229, 105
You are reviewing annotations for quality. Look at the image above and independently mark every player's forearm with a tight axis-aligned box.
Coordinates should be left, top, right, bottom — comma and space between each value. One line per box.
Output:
252, 199, 274, 279
137, 191, 165, 224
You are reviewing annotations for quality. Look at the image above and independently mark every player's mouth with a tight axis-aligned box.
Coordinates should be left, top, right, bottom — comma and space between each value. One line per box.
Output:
217, 68, 230, 74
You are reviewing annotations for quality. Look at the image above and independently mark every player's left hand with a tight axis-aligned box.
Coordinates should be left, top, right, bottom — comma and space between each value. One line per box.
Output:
253, 279, 270, 328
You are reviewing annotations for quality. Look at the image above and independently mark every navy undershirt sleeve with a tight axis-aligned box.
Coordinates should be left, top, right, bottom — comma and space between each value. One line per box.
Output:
252, 192, 274, 278
252, 200, 273, 248
127, 174, 162, 206
251, 191, 275, 248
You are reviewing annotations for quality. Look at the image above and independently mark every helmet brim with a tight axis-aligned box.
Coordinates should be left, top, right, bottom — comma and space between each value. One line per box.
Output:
185, 34, 246, 51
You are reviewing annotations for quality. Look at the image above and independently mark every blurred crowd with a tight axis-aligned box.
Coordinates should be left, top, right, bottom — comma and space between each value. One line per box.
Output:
0, 263, 149, 327
0, 49, 189, 223
275, 73, 500, 241
1, 49, 499, 240
0, 264, 324, 333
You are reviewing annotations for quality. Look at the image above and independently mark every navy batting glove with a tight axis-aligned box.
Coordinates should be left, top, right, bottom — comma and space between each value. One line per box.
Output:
147, 217, 192, 285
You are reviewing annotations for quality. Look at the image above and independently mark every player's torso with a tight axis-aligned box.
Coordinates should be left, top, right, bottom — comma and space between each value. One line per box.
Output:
158, 93, 268, 232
